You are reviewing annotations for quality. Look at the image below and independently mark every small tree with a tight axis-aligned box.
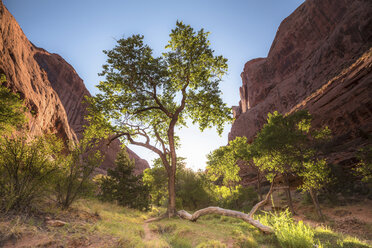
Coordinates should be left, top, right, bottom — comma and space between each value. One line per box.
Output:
99, 149, 150, 211
88, 21, 231, 216
250, 110, 331, 219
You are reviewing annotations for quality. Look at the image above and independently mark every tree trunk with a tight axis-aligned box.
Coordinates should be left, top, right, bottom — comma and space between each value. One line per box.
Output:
257, 171, 262, 201
284, 175, 295, 215
167, 168, 177, 217
309, 188, 324, 221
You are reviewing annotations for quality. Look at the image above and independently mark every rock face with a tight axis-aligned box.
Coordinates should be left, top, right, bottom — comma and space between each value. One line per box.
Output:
230, 0, 372, 177
0, 1, 149, 173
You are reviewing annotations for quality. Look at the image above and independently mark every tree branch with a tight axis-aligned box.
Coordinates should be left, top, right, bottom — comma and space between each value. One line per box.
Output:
153, 124, 168, 155
248, 178, 275, 218
152, 84, 173, 118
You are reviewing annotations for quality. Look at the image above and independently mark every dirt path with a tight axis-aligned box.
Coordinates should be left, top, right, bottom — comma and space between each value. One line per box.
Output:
143, 222, 158, 241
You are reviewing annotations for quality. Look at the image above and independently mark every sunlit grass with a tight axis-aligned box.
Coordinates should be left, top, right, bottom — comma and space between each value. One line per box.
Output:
74, 198, 147, 247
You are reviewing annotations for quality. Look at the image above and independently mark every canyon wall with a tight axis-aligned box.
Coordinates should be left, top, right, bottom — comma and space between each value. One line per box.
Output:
0, 1, 149, 173
230, 0, 372, 180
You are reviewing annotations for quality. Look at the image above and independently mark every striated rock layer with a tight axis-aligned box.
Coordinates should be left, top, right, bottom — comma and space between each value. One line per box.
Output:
0, 1, 149, 173
230, 0, 372, 180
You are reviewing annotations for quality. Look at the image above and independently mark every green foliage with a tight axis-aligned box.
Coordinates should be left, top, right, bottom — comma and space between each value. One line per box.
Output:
206, 137, 259, 210
207, 144, 241, 187
354, 146, 372, 183
0, 135, 62, 212
251, 110, 331, 191
0, 73, 26, 135
54, 127, 103, 209
98, 149, 150, 211
143, 159, 169, 207
206, 142, 241, 207
144, 158, 213, 210
260, 210, 316, 248
176, 168, 213, 210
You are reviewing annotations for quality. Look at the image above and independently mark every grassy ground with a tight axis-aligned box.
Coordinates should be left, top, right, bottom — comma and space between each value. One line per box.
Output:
0, 198, 371, 247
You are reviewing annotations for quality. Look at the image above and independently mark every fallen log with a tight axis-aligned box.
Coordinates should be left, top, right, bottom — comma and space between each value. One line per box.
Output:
177, 180, 276, 234
177, 207, 273, 234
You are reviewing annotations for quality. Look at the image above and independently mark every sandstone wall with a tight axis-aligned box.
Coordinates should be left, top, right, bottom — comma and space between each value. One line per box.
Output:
230, 0, 372, 181
0, 1, 149, 173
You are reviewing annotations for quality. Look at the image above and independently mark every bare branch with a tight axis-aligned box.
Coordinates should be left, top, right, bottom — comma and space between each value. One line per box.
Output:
248, 178, 275, 218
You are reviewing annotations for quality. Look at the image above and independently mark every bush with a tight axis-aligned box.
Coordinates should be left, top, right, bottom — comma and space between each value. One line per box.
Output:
260, 210, 315, 248
98, 149, 150, 211
0, 135, 61, 212
54, 135, 103, 209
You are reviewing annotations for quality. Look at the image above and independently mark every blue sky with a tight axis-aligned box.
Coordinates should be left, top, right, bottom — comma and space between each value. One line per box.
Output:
4, 0, 304, 170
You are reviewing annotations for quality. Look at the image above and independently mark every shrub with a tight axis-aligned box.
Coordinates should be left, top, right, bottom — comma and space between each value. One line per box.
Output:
54, 135, 103, 210
0, 135, 61, 212
260, 210, 315, 248
98, 149, 150, 211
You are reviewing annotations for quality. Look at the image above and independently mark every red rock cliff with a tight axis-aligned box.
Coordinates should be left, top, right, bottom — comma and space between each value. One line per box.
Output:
0, 1, 149, 173
230, 0, 372, 170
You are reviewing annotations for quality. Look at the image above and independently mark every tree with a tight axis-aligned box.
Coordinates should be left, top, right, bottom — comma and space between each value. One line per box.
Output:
0, 73, 26, 135
99, 149, 150, 211
250, 110, 331, 219
88, 21, 231, 216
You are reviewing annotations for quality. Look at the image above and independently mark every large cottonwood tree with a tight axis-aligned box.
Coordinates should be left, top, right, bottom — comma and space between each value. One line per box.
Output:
88, 22, 231, 216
